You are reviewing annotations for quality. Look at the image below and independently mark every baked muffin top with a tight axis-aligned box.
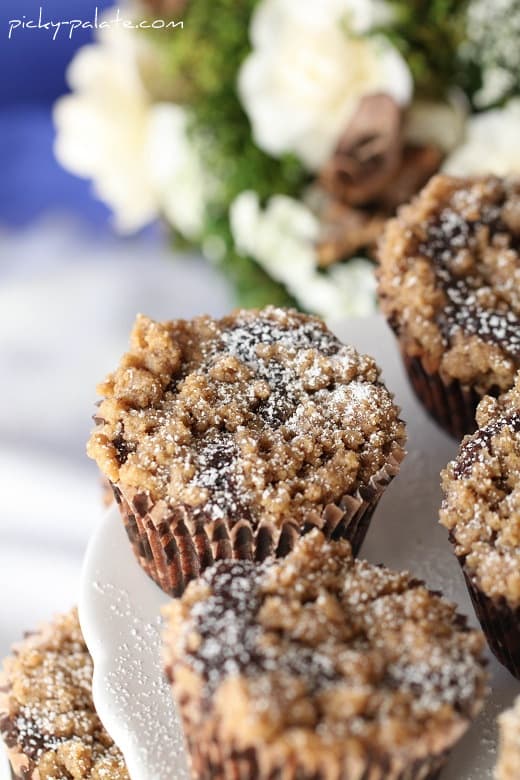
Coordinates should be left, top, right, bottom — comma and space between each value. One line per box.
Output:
496, 695, 520, 780
163, 530, 487, 771
378, 175, 520, 392
440, 374, 520, 604
88, 307, 405, 529
0, 610, 128, 780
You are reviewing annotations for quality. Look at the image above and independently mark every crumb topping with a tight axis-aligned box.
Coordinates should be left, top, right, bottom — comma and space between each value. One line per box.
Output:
496, 695, 520, 780
0, 610, 128, 780
163, 531, 487, 762
378, 175, 520, 392
440, 374, 520, 603
88, 307, 405, 528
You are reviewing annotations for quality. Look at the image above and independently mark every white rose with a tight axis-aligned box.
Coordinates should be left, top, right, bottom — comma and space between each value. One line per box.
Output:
405, 92, 468, 154
54, 22, 209, 237
238, 0, 412, 171
443, 100, 520, 177
54, 25, 156, 232
230, 191, 376, 317
146, 105, 212, 240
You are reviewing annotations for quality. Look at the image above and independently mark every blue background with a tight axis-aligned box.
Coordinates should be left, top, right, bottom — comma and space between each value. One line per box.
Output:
0, 0, 114, 227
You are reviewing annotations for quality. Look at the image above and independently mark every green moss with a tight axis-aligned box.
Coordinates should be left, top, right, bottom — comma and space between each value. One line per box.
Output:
150, 0, 305, 200
383, 0, 469, 97
149, 0, 309, 306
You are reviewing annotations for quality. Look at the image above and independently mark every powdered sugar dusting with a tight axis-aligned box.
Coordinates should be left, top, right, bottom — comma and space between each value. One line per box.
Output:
0, 610, 128, 779
421, 187, 520, 358
167, 532, 487, 746
89, 307, 406, 529
440, 377, 520, 603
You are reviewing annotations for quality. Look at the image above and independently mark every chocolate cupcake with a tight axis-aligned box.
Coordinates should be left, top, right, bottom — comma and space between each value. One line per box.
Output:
378, 175, 520, 439
0, 610, 128, 780
88, 306, 406, 596
163, 530, 488, 780
440, 374, 520, 677
496, 695, 520, 780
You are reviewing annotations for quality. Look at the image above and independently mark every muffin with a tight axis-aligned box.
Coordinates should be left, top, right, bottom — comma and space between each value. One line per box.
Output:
440, 374, 520, 677
88, 306, 406, 596
0, 610, 128, 780
496, 695, 520, 780
163, 530, 488, 780
378, 174, 520, 439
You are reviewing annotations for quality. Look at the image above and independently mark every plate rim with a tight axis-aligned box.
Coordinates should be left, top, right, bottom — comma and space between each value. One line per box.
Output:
79, 504, 190, 780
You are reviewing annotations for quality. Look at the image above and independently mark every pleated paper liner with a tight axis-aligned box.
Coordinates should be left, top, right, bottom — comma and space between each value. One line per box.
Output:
111, 450, 404, 597
166, 684, 450, 780
183, 742, 448, 780
401, 353, 481, 440
461, 565, 520, 680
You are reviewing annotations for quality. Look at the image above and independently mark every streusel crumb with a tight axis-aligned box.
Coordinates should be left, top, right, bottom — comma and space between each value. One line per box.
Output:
378, 175, 520, 392
163, 530, 487, 773
0, 610, 128, 780
88, 307, 406, 528
440, 373, 520, 603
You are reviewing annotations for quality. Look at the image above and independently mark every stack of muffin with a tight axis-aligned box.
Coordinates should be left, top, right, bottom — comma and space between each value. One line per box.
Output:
1, 174, 519, 779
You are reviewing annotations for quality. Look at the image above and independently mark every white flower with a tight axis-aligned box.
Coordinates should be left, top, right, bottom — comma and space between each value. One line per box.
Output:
54, 22, 209, 237
465, 0, 520, 108
405, 92, 468, 154
474, 68, 516, 110
443, 100, 520, 177
54, 25, 154, 232
238, 0, 412, 171
230, 191, 376, 317
146, 105, 210, 240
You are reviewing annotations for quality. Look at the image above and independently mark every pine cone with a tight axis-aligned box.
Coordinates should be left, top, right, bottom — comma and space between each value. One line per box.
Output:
380, 144, 443, 211
320, 94, 403, 207
314, 197, 387, 268
316, 95, 444, 266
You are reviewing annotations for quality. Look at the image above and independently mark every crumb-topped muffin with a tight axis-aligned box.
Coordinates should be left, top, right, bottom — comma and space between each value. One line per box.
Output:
440, 374, 520, 677
496, 695, 520, 780
0, 610, 128, 780
163, 530, 487, 780
378, 175, 520, 438
88, 307, 406, 596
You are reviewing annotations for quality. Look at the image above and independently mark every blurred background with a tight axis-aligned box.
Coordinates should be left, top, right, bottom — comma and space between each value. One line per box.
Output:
0, 0, 233, 656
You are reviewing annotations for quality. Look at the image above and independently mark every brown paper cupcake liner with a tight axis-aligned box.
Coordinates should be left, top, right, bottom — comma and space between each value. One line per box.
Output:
401, 353, 481, 440
461, 565, 520, 679
174, 707, 447, 780
112, 451, 403, 597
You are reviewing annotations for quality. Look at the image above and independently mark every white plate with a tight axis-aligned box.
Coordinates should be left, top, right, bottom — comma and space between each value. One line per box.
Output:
0, 744, 10, 780
79, 314, 520, 780
79, 503, 190, 780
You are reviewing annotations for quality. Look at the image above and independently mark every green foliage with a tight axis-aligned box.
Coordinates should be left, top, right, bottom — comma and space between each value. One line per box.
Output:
383, 0, 469, 97
145, 0, 490, 307
201, 212, 296, 308
152, 0, 308, 306
153, 0, 306, 203
220, 245, 296, 308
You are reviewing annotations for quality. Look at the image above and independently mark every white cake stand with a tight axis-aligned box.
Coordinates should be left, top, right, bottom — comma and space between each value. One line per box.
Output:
79, 315, 520, 780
